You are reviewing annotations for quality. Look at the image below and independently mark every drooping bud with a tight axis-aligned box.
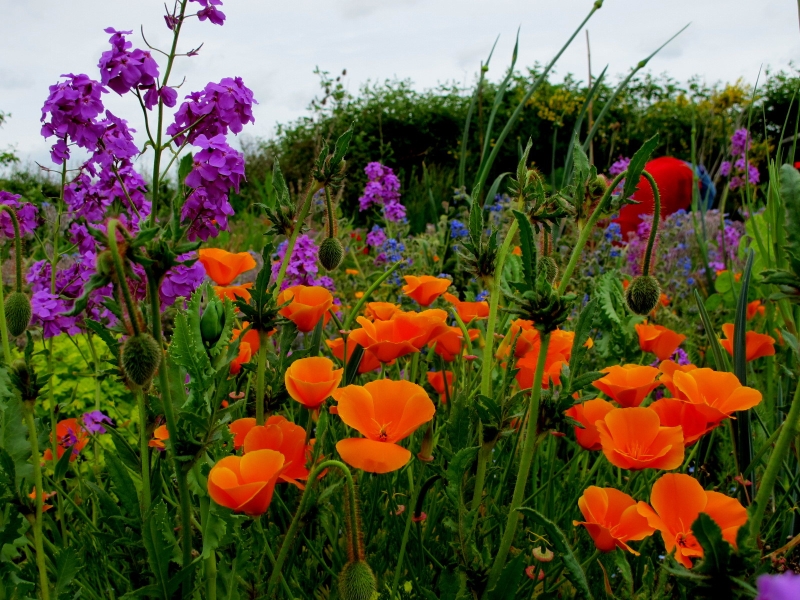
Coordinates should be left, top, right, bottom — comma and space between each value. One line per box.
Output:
319, 237, 344, 271
337, 560, 378, 600
537, 256, 559, 285
5, 292, 31, 337
416, 422, 434, 462
200, 298, 225, 345
625, 275, 661, 315
121, 333, 162, 388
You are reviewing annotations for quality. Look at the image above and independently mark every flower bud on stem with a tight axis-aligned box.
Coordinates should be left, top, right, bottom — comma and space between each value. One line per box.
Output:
0, 205, 27, 361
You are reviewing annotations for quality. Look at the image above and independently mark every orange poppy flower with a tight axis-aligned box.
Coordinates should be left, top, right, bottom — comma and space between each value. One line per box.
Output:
648, 398, 716, 446
401, 309, 450, 348
402, 275, 451, 306
719, 323, 776, 362
345, 269, 359, 275
229, 418, 256, 450
214, 283, 253, 302
593, 365, 661, 408
596, 407, 684, 470
746, 300, 765, 320
229, 341, 252, 375
427, 370, 454, 402
636, 473, 747, 568
325, 337, 382, 373
659, 293, 670, 307
565, 399, 615, 451
573, 486, 655, 553
285, 357, 343, 409
364, 302, 401, 321
232, 327, 262, 355
635, 322, 686, 361
198, 248, 257, 286
332, 380, 435, 473
242, 415, 312, 488
348, 316, 420, 363
496, 319, 537, 360
515, 329, 574, 389
512, 245, 522, 256
277, 285, 333, 333
208, 449, 285, 516
149, 424, 169, 450
442, 292, 490, 322
28, 488, 57, 512
671, 368, 762, 423
42, 418, 89, 462
429, 326, 480, 362
657, 360, 697, 400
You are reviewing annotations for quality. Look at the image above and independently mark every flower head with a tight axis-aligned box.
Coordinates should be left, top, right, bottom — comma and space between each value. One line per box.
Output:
285, 357, 343, 409
42, 418, 89, 462
198, 248, 256, 286
719, 323, 776, 362
443, 292, 489, 323
593, 365, 661, 408
648, 398, 715, 446
596, 407, 684, 470
242, 415, 313, 488
402, 275, 451, 307
756, 572, 800, 600
427, 370, 454, 402
277, 285, 333, 333
565, 399, 615, 451
574, 486, 655, 553
326, 337, 382, 374
208, 450, 285, 516
635, 322, 686, 361
82, 410, 113, 435
671, 368, 762, 423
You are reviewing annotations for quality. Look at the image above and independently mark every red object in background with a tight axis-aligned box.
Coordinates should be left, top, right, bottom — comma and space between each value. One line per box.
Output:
613, 157, 695, 239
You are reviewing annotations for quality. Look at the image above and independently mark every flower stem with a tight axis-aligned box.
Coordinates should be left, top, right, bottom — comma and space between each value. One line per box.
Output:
557, 171, 626, 295
484, 332, 551, 595
390, 463, 425, 600
200, 495, 217, 600
750, 380, 800, 539
273, 180, 323, 295
267, 459, 357, 595
640, 170, 660, 276
107, 219, 141, 336
342, 262, 402, 331
135, 388, 151, 515
324, 186, 336, 238
24, 406, 51, 600
255, 330, 268, 426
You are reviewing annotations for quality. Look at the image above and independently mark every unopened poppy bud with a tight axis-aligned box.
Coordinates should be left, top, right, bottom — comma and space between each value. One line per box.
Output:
537, 256, 558, 285
416, 423, 434, 462
121, 333, 162, 387
625, 275, 661, 316
5, 291, 31, 337
200, 298, 225, 345
319, 237, 345, 271
337, 560, 378, 600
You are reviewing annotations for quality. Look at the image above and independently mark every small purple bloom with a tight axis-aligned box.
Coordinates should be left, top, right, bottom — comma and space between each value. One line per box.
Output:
82, 410, 114, 434
98, 28, 160, 97
756, 572, 800, 600
609, 156, 630, 177
161, 253, 206, 306
730, 128, 750, 156
719, 160, 731, 177
366, 225, 387, 248
190, 0, 226, 25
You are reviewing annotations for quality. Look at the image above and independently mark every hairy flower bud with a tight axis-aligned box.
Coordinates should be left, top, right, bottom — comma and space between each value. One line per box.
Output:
5, 292, 32, 337
96, 250, 115, 277
121, 333, 162, 387
625, 275, 661, 316
319, 237, 344, 271
537, 256, 559, 285
337, 561, 378, 600
200, 299, 225, 345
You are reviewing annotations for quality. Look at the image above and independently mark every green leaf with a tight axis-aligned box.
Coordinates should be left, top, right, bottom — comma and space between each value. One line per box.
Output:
567, 298, 597, 389
517, 508, 594, 600
780, 163, 800, 270
53, 442, 73, 483
105, 451, 141, 520
597, 272, 623, 325
85, 319, 120, 360
201, 502, 227, 560
487, 551, 525, 599
169, 309, 213, 395
512, 210, 535, 290
107, 425, 141, 473
0, 392, 32, 486
691, 512, 730, 575
621, 134, 660, 202
733, 249, 755, 384
569, 371, 604, 394
0, 447, 15, 497
142, 502, 177, 599
271, 157, 290, 208
53, 548, 80, 598
330, 125, 354, 169
468, 192, 484, 249
344, 343, 365, 385
178, 153, 194, 187
445, 447, 479, 508
694, 289, 729, 372
613, 548, 634, 598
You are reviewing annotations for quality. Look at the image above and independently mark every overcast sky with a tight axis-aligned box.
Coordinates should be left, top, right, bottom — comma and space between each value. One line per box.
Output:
1, 0, 798, 169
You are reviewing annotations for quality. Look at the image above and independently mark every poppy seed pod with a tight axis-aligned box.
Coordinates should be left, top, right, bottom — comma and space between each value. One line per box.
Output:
537, 256, 558, 285
625, 275, 661, 316
200, 298, 225, 345
5, 291, 32, 337
337, 560, 378, 600
121, 333, 162, 387
318, 237, 344, 271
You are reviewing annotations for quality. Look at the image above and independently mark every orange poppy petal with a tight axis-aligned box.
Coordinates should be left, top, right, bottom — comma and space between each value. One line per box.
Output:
336, 438, 412, 474
332, 385, 379, 438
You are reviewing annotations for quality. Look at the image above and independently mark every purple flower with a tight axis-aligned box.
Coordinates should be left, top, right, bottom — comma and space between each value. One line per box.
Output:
82, 410, 113, 434
30, 291, 81, 338
0, 191, 39, 238
757, 572, 800, 600
143, 85, 178, 110
671, 348, 690, 366
161, 253, 206, 306
190, 0, 226, 25
731, 128, 750, 156
719, 160, 731, 177
167, 77, 256, 145
357, 162, 404, 215
40, 73, 107, 164
384, 199, 407, 223
366, 225, 387, 248
609, 156, 631, 177
98, 28, 160, 97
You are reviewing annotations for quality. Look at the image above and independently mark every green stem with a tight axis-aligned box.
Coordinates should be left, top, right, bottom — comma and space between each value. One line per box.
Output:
255, 330, 268, 426
267, 460, 357, 595
750, 381, 800, 539
470, 441, 494, 511
390, 463, 425, 600
24, 406, 51, 600
136, 389, 151, 515
558, 171, 626, 295
640, 170, 660, 276
200, 496, 217, 600
342, 262, 402, 331
107, 219, 141, 336
0, 271, 11, 364
484, 333, 551, 595
324, 186, 336, 238
273, 181, 323, 295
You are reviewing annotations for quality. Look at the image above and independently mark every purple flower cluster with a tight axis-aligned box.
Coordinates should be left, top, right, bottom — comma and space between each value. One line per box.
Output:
756, 572, 800, 600
97, 28, 161, 102
190, 0, 226, 25
366, 225, 387, 248
160, 253, 206, 307
40, 74, 107, 163
358, 162, 406, 223
65, 161, 150, 230
730, 128, 751, 156
0, 191, 39, 238
182, 134, 244, 240
270, 235, 335, 291
30, 291, 81, 339
167, 77, 256, 146
609, 156, 631, 176
82, 410, 114, 435
720, 128, 760, 190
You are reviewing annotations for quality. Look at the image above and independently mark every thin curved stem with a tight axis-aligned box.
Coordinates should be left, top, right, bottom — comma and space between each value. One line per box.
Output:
24, 406, 51, 600
390, 463, 424, 600
107, 219, 141, 336
640, 170, 660, 276
273, 181, 323, 295
136, 389, 151, 515
0, 205, 24, 292
255, 329, 268, 426
342, 261, 402, 331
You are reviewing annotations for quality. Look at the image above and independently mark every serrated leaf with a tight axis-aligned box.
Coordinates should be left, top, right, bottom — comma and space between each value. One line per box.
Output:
691, 512, 730, 575
517, 507, 594, 599
331, 125, 354, 168
468, 194, 484, 250
53, 548, 80, 598
106, 451, 141, 520
569, 371, 604, 394
271, 157, 289, 208
596, 272, 623, 325
0, 392, 31, 486
178, 153, 194, 187
142, 502, 177, 599
621, 135, 660, 202
487, 551, 525, 599
513, 210, 535, 290
169, 311, 213, 394
85, 319, 120, 360
201, 502, 227, 560
445, 447, 479, 508
568, 298, 597, 390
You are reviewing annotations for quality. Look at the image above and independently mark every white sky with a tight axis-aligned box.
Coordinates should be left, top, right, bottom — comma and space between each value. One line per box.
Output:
0, 0, 798, 169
